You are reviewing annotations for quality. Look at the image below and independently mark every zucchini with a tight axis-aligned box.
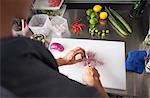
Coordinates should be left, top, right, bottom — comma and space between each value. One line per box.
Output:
109, 22, 127, 38
105, 6, 129, 36
109, 7, 132, 33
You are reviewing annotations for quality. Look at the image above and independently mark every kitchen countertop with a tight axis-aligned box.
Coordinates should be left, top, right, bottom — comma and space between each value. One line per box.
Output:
63, 3, 149, 54
62, 3, 150, 97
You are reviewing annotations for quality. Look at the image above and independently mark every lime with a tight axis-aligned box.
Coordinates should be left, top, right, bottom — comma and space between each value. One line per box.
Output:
90, 12, 98, 18
86, 9, 93, 16
93, 5, 102, 13
89, 18, 98, 25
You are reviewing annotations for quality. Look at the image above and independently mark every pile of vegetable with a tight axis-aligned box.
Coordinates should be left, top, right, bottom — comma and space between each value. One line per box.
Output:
89, 25, 110, 39
105, 7, 132, 38
85, 4, 132, 38
86, 5, 109, 39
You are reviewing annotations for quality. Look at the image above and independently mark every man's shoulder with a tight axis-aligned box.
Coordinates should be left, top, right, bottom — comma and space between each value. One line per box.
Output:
1, 36, 58, 71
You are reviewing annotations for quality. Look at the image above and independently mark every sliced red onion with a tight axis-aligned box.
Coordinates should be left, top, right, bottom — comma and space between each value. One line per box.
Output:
82, 51, 104, 66
49, 42, 64, 52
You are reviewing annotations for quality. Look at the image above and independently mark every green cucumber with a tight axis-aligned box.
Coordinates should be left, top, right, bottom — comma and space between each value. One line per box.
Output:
117, 19, 129, 34
105, 7, 128, 36
109, 7, 132, 33
105, 6, 113, 18
108, 16, 128, 36
109, 22, 127, 38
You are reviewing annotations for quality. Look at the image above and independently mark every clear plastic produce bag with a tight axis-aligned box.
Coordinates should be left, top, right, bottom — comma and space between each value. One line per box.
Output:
28, 14, 52, 36
51, 16, 70, 37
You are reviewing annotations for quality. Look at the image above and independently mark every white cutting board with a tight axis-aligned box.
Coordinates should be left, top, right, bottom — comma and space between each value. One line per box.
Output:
50, 38, 126, 90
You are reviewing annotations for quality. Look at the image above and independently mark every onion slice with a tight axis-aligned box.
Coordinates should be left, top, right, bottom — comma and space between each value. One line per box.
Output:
82, 51, 104, 66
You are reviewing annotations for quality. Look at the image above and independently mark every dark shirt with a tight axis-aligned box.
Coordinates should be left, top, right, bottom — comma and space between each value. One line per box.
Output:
1, 37, 100, 97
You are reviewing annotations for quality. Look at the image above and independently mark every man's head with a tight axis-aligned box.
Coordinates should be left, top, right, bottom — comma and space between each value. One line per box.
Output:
1, 0, 33, 19
0, 0, 33, 38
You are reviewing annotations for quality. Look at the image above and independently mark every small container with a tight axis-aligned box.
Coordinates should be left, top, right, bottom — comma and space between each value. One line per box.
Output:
33, 0, 64, 10
28, 14, 52, 36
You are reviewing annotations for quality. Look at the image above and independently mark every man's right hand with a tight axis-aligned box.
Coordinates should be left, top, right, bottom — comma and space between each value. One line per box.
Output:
82, 65, 100, 87
82, 65, 109, 98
